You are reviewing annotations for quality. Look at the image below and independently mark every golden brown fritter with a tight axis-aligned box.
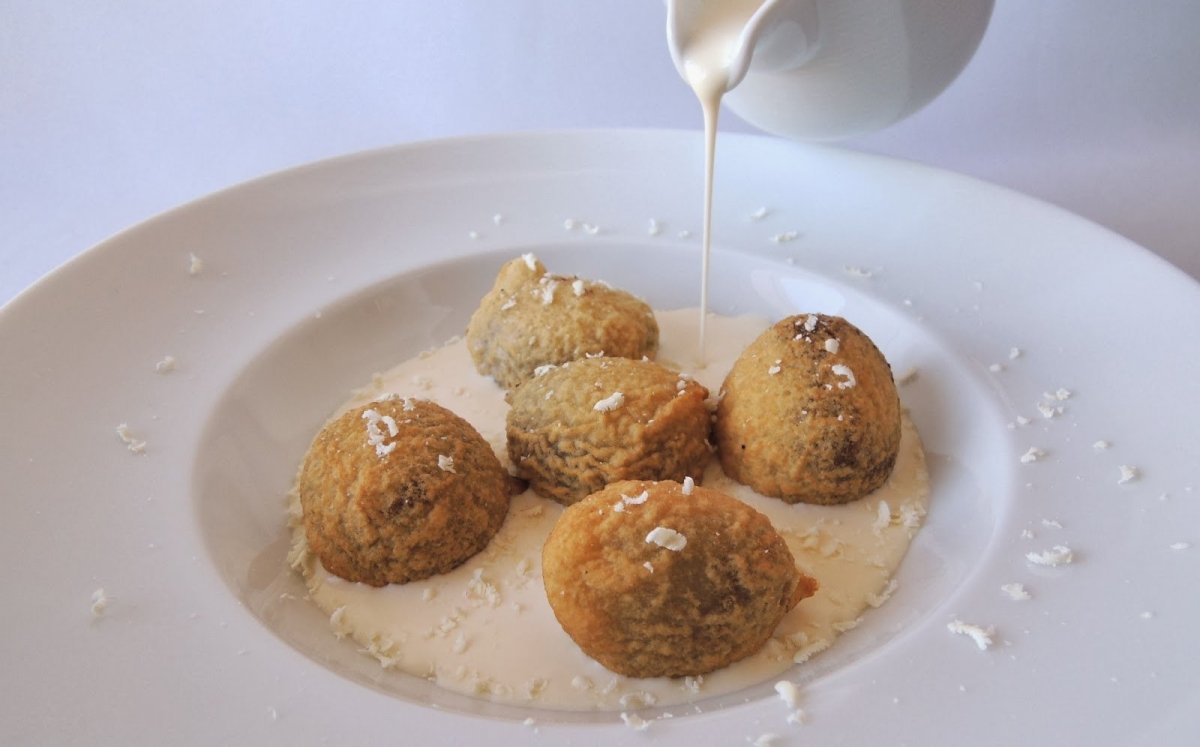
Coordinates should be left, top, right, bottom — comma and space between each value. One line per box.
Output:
542, 479, 817, 678
298, 398, 516, 587
465, 255, 659, 389
506, 357, 711, 505
715, 314, 901, 505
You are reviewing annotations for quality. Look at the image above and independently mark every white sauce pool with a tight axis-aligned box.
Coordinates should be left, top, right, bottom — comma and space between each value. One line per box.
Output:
287, 308, 929, 711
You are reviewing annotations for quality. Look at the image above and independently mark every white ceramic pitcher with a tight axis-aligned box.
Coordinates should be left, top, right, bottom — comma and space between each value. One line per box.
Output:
666, 0, 994, 140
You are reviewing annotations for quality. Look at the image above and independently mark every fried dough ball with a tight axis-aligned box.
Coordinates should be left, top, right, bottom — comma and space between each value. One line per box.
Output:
299, 398, 516, 587
715, 314, 901, 505
542, 479, 818, 678
506, 357, 711, 505
465, 254, 659, 389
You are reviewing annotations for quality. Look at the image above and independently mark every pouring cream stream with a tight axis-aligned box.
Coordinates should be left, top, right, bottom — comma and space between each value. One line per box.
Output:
665, 0, 780, 365
666, 0, 993, 363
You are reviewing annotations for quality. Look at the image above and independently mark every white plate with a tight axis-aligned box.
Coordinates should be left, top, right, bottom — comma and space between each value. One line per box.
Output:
2, 130, 1197, 746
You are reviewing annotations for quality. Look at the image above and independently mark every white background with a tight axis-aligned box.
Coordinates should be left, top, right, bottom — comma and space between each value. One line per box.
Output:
2, 0, 1198, 306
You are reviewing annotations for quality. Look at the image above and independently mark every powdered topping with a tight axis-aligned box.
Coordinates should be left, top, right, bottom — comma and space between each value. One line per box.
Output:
438, 455, 456, 473
90, 588, 109, 617
769, 230, 799, 243
1019, 447, 1045, 464
645, 527, 687, 552
623, 491, 649, 506
612, 490, 650, 513
362, 409, 399, 457
538, 277, 559, 305
1001, 583, 1030, 600
681, 476, 695, 495
115, 423, 147, 454
521, 253, 539, 271
188, 252, 204, 275
773, 680, 805, 724
792, 636, 831, 664
749, 206, 769, 220
872, 500, 892, 534
768, 360, 782, 375
154, 355, 177, 374
866, 578, 898, 608
803, 314, 819, 332
1036, 401, 1063, 419
500, 296, 517, 311
773, 679, 801, 707
620, 712, 650, 731
593, 391, 625, 412
465, 569, 502, 608
831, 363, 856, 389
1117, 465, 1139, 484
329, 606, 350, 639
947, 619, 994, 650
898, 501, 925, 529
824, 338, 840, 354
1026, 545, 1074, 566
572, 279, 585, 297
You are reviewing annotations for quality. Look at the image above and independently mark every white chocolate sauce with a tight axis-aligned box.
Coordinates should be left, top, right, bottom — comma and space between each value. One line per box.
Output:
288, 309, 929, 711
675, 0, 768, 364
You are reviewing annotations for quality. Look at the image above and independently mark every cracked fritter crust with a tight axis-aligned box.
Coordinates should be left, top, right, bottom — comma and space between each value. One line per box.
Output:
465, 255, 659, 389
299, 398, 516, 587
506, 357, 711, 505
542, 479, 818, 678
715, 314, 901, 505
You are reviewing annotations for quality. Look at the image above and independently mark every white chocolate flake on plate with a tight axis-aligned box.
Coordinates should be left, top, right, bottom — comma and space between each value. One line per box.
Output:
947, 620, 995, 650
1026, 545, 1074, 567
90, 588, 109, 617
115, 423, 147, 455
